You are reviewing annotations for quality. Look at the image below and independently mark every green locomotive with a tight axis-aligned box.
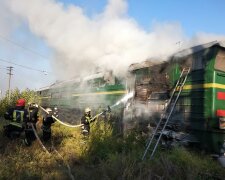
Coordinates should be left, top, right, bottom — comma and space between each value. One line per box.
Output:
129, 41, 225, 154
37, 71, 127, 115
169, 41, 225, 153
38, 41, 225, 155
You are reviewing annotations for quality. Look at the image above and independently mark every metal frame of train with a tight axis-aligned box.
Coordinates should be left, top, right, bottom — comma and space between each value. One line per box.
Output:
129, 41, 225, 154
38, 41, 225, 155
37, 71, 127, 110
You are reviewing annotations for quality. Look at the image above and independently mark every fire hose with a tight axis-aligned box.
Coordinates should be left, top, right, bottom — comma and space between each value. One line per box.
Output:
30, 123, 50, 154
39, 105, 83, 128
37, 91, 132, 129
30, 123, 75, 180
38, 105, 111, 128
30, 104, 112, 179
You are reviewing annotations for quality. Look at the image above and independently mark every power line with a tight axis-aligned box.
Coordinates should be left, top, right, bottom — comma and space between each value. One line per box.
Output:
0, 34, 50, 60
0, 58, 50, 74
0, 65, 7, 69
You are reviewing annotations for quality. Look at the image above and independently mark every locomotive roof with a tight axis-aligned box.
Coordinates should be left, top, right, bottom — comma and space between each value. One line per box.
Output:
128, 60, 158, 72
37, 72, 106, 91
172, 40, 225, 59
37, 85, 51, 91
83, 72, 104, 81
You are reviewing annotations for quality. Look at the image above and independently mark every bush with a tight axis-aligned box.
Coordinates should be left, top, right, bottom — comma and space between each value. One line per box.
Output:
0, 88, 38, 116
0, 99, 225, 179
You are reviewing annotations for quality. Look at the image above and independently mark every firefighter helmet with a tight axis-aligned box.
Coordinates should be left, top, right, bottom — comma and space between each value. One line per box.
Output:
16, 99, 26, 107
85, 107, 91, 113
46, 108, 52, 113
28, 102, 37, 107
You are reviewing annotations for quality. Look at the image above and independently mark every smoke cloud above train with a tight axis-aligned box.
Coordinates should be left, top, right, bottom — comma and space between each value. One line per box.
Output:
4, 0, 225, 80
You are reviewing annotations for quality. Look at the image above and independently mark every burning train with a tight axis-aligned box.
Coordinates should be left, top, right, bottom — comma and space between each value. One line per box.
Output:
38, 41, 225, 155
128, 41, 225, 155
37, 70, 126, 110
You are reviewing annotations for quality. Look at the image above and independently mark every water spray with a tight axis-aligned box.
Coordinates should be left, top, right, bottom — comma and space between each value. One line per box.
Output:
71, 92, 134, 123
38, 92, 133, 128
110, 91, 134, 109
93, 92, 134, 119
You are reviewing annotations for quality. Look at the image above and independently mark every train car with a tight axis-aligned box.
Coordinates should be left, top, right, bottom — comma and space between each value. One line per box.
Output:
170, 41, 225, 154
37, 71, 127, 122
128, 61, 156, 102
129, 41, 225, 154
38, 41, 225, 155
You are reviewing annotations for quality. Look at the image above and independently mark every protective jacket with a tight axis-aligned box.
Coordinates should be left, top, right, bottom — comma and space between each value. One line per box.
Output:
4, 106, 28, 128
42, 114, 55, 133
42, 115, 55, 141
81, 115, 96, 133
28, 106, 39, 124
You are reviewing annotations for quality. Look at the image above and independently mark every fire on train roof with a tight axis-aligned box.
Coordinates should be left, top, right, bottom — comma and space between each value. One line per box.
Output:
128, 60, 158, 72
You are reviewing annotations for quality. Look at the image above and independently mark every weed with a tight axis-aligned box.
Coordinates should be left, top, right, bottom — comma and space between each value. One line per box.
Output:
0, 90, 224, 179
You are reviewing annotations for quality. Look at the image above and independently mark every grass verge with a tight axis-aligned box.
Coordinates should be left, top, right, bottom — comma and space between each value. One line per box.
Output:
0, 118, 224, 180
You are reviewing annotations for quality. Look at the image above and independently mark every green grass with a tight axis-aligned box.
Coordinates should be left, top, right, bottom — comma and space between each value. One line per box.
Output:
0, 115, 224, 180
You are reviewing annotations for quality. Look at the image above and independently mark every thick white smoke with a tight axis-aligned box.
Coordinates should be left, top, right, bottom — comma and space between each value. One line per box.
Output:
0, 1, 20, 35
5, 0, 225, 79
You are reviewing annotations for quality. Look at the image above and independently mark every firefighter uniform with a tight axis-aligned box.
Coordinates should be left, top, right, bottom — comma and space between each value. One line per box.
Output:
81, 108, 96, 136
25, 103, 39, 145
3, 99, 28, 139
41, 108, 55, 141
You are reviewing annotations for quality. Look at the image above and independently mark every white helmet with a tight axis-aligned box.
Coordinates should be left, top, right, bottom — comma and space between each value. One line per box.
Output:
85, 107, 91, 113
46, 108, 52, 113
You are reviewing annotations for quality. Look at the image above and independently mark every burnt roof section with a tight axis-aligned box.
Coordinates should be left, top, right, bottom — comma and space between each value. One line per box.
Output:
128, 60, 158, 72
172, 40, 225, 59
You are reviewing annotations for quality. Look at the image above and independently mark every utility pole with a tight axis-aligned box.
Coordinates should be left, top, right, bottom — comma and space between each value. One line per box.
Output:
7, 66, 13, 100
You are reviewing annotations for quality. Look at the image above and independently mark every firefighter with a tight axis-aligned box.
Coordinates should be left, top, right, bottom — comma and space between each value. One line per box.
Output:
81, 107, 96, 136
41, 108, 55, 141
28, 103, 39, 126
3, 98, 28, 140
24, 103, 39, 145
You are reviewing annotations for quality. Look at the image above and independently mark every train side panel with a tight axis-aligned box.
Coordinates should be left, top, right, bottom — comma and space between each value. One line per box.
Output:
172, 46, 225, 152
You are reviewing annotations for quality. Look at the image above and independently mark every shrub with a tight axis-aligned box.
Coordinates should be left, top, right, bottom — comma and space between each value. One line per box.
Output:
0, 88, 38, 116
0, 97, 225, 179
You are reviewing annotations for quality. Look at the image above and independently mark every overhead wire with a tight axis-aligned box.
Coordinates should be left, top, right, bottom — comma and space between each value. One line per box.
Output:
0, 58, 50, 74
0, 34, 50, 60
0, 67, 7, 70
0, 33, 52, 74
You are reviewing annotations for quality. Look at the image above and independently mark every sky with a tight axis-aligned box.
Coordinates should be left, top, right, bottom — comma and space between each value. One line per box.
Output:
0, 0, 225, 97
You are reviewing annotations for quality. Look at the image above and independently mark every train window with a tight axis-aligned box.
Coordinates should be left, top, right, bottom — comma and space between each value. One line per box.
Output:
89, 78, 106, 88
104, 71, 115, 85
215, 50, 225, 72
